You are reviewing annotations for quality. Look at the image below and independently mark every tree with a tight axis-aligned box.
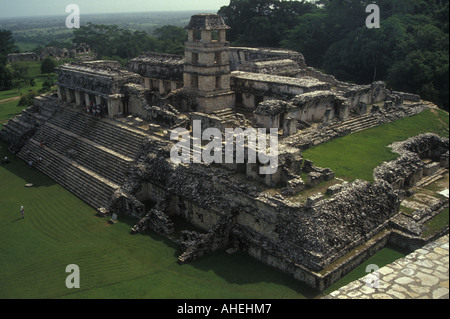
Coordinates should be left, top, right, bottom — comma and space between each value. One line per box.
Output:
0, 30, 15, 62
73, 23, 121, 59
41, 57, 56, 74
72, 23, 186, 59
218, 0, 315, 46
0, 29, 15, 90
0, 64, 13, 90
281, 11, 330, 67
17, 91, 37, 107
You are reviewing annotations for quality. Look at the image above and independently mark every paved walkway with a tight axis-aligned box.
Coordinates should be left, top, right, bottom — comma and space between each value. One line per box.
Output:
323, 235, 449, 299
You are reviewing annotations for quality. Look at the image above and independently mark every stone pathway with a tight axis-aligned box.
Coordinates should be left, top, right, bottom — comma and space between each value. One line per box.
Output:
323, 235, 449, 299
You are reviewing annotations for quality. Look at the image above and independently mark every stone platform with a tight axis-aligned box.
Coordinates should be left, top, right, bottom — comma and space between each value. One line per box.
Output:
323, 235, 449, 299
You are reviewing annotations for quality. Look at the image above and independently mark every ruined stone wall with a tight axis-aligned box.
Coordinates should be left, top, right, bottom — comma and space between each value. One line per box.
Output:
40, 47, 70, 60
238, 58, 301, 77
298, 66, 339, 85
288, 90, 337, 123
374, 133, 449, 189
57, 62, 143, 97
7, 52, 40, 63
127, 52, 184, 82
229, 47, 306, 71
231, 71, 330, 104
343, 81, 387, 111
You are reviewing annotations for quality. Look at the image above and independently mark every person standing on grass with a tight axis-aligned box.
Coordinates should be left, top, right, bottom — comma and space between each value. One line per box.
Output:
20, 206, 25, 219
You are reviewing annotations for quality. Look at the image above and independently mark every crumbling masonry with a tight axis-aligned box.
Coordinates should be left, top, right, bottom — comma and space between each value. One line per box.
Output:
1, 14, 448, 291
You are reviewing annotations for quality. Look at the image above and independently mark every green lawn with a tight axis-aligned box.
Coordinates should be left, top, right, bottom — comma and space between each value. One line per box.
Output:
302, 109, 449, 182
0, 100, 22, 130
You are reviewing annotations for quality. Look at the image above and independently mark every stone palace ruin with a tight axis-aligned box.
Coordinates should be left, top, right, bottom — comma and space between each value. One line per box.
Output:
1, 14, 448, 291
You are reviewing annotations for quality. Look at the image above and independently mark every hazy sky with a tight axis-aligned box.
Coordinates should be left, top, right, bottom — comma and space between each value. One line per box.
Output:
0, 0, 232, 18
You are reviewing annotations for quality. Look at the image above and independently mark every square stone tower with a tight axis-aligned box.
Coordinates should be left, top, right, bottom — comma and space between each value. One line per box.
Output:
183, 14, 235, 113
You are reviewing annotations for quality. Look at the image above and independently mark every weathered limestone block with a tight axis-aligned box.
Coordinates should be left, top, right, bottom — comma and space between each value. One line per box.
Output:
423, 162, 441, 176
355, 101, 367, 115
254, 99, 291, 129
344, 81, 387, 111
326, 183, 344, 196
283, 117, 298, 136
390, 214, 425, 236
283, 177, 305, 195
307, 171, 323, 187
306, 193, 324, 206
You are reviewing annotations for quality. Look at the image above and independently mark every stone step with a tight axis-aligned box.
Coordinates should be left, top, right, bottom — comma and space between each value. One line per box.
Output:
34, 126, 130, 185
47, 109, 146, 158
53, 111, 147, 148
415, 168, 447, 188
18, 139, 119, 208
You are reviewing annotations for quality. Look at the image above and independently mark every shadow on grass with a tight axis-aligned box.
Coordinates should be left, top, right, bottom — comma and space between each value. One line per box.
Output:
187, 249, 321, 298
0, 140, 56, 188
114, 211, 321, 298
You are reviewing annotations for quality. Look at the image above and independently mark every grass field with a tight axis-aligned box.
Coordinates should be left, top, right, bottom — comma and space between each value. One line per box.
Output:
302, 108, 449, 182
0, 60, 61, 130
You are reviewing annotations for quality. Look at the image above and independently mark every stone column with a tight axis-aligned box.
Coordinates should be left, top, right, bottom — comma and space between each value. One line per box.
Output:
108, 94, 123, 118
144, 78, 150, 90
159, 80, 165, 95
57, 86, 66, 101
65, 88, 72, 103
283, 117, 297, 136
75, 91, 82, 106
187, 30, 194, 42
85, 93, 91, 107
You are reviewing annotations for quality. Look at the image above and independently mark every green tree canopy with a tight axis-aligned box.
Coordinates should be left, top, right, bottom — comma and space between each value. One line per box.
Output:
41, 57, 56, 74
73, 23, 186, 60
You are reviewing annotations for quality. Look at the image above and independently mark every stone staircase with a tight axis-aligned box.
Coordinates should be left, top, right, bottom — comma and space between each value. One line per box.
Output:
323, 103, 420, 135
415, 167, 447, 189
212, 108, 236, 119
0, 95, 61, 149
285, 102, 425, 149
16, 106, 151, 209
